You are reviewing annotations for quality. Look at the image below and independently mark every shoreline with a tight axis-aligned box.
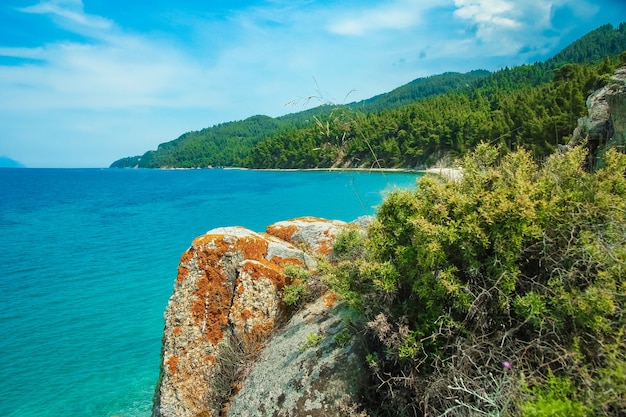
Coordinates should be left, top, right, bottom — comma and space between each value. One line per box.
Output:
159, 165, 463, 180
225, 165, 463, 180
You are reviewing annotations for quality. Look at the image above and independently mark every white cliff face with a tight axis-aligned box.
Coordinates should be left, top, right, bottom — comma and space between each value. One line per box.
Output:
152, 217, 370, 417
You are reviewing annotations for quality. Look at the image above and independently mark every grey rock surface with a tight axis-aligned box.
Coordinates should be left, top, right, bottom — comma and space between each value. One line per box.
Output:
226, 295, 364, 417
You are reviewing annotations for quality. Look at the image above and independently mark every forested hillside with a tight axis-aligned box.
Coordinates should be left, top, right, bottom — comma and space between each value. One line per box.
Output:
110, 115, 286, 168
110, 23, 626, 169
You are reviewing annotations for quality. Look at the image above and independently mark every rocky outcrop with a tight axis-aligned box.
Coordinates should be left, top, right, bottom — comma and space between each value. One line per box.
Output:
226, 295, 364, 417
571, 65, 626, 165
153, 217, 368, 417
266, 217, 349, 257
605, 66, 626, 146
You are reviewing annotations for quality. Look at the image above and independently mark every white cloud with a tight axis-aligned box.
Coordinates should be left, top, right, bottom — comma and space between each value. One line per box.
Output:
19, 0, 114, 34
0, 40, 218, 111
0, 1, 225, 112
452, 0, 557, 55
327, 0, 442, 36
453, 0, 516, 23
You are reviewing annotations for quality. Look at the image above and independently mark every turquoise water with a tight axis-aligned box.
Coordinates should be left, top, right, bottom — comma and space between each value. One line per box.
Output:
0, 168, 421, 417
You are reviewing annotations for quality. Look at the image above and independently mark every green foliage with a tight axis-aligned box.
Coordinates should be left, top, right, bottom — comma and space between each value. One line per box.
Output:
545, 23, 626, 67
520, 373, 591, 417
284, 263, 311, 281
350, 70, 491, 112
332, 227, 366, 260
302, 332, 323, 350
110, 115, 286, 168
246, 56, 622, 169
282, 282, 308, 306
323, 145, 626, 416
333, 327, 352, 347
282, 264, 312, 306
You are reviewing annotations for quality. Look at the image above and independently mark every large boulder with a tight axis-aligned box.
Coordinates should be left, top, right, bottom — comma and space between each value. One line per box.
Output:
153, 226, 313, 417
153, 217, 369, 417
571, 65, 626, 164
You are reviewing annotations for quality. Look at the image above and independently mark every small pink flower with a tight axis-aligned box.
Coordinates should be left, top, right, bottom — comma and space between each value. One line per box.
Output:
502, 361, 512, 370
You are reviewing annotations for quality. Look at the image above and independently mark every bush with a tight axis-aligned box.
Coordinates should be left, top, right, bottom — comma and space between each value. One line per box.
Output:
325, 144, 626, 416
282, 264, 312, 306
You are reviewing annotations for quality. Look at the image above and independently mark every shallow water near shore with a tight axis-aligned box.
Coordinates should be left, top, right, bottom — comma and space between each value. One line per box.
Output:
0, 167, 421, 417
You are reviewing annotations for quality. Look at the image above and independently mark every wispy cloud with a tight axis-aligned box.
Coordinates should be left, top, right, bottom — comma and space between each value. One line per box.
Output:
1, 1, 218, 111
19, 0, 114, 35
450, 0, 593, 57
0, 0, 619, 166
327, 0, 440, 36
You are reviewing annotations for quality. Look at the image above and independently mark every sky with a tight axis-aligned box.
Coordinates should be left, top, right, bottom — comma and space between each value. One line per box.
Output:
0, 0, 625, 167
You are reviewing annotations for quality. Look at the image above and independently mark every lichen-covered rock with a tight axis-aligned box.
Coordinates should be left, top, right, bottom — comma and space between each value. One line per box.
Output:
153, 226, 312, 417
225, 293, 364, 417
153, 217, 370, 417
266, 217, 348, 256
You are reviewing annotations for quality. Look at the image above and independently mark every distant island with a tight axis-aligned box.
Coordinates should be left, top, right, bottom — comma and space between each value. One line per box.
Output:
0, 156, 25, 168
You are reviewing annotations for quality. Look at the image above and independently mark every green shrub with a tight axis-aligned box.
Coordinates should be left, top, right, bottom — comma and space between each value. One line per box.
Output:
282, 282, 308, 306
284, 263, 311, 281
302, 332, 323, 350
282, 264, 312, 306
520, 373, 591, 417
324, 144, 626, 416
333, 227, 366, 260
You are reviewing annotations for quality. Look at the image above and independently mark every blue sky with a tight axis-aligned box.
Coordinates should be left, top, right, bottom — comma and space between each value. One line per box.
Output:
1, 0, 624, 167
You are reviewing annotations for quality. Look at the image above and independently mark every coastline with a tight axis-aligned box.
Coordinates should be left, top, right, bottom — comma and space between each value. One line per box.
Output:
166, 165, 463, 181
422, 167, 463, 181
225, 166, 462, 178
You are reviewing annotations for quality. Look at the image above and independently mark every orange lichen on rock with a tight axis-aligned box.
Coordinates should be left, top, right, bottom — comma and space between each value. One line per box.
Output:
180, 248, 195, 264
193, 244, 225, 274
323, 291, 338, 307
189, 241, 234, 346
173, 326, 183, 336
270, 255, 304, 269
191, 233, 224, 248
166, 356, 179, 375
176, 265, 189, 283
293, 216, 326, 223
191, 279, 232, 345
236, 235, 269, 261
317, 239, 333, 256
244, 320, 275, 348
176, 249, 196, 283
266, 224, 298, 244
240, 260, 286, 289
240, 308, 253, 321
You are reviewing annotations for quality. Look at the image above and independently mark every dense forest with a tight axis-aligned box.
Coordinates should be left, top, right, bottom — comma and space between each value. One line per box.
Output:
110, 23, 626, 169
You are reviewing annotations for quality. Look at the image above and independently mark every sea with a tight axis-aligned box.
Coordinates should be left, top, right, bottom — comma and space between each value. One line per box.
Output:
0, 167, 422, 417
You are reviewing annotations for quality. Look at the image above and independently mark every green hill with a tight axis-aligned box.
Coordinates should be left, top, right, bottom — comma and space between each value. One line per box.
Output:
110, 23, 626, 169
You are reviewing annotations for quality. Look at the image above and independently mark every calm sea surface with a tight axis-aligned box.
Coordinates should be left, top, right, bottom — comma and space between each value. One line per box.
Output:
0, 167, 422, 417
